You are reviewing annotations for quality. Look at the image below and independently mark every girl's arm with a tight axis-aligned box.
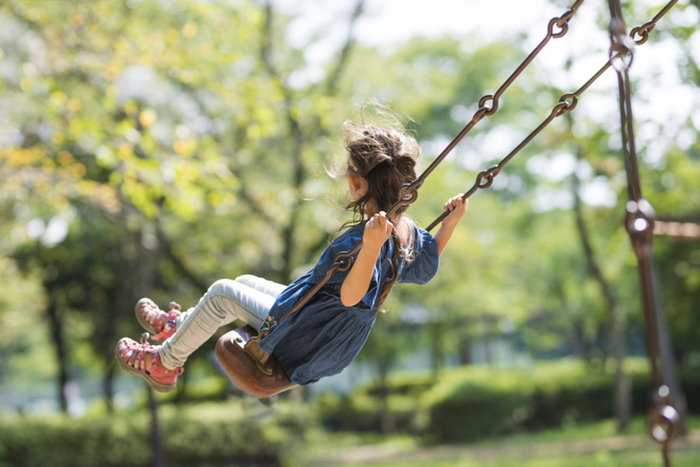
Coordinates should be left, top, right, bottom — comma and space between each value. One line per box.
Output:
340, 212, 393, 307
433, 195, 468, 256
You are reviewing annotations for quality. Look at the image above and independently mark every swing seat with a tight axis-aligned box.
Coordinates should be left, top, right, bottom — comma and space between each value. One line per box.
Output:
215, 326, 297, 398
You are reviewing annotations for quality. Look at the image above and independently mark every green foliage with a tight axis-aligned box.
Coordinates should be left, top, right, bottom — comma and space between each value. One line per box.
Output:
0, 401, 313, 467
0, 412, 151, 467
318, 359, 700, 443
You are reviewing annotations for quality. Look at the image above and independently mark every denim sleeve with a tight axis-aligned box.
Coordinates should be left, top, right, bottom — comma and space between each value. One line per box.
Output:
308, 225, 385, 308
309, 227, 365, 285
397, 227, 440, 285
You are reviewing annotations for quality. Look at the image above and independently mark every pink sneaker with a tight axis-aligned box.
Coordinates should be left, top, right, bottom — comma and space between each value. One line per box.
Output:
135, 298, 181, 341
115, 334, 183, 393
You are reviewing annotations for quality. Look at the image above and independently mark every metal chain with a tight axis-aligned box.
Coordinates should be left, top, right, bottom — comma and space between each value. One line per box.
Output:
404, 0, 585, 211
426, 45, 630, 231
425, 0, 676, 231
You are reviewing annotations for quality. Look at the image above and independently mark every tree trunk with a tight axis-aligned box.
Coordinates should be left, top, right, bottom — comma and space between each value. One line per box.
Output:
377, 362, 395, 435
45, 288, 69, 414
571, 317, 589, 362
430, 320, 445, 378
149, 388, 166, 467
483, 335, 492, 365
457, 335, 471, 366
103, 364, 115, 413
571, 162, 631, 431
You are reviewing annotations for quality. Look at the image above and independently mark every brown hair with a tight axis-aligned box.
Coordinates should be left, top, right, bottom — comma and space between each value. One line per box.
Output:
333, 102, 422, 308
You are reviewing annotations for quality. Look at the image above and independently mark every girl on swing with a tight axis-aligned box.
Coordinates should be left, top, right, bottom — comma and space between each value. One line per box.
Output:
116, 104, 467, 393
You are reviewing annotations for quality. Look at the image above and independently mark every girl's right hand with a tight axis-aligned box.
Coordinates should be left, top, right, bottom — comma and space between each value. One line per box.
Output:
441, 195, 468, 229
363, 211, 393, 251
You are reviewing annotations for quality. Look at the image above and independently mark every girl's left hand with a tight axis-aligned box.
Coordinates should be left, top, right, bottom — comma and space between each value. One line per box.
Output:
364, 211, 393, 251
442, 195, 468, 229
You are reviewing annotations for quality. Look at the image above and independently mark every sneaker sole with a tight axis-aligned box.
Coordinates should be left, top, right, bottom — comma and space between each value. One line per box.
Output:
114, 339, 176, 393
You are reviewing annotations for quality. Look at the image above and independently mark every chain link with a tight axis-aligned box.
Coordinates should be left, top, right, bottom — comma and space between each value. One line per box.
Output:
630, 0, 679, 45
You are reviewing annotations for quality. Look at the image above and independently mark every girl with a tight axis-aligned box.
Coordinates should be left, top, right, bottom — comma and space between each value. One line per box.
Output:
116, 106, 467, 393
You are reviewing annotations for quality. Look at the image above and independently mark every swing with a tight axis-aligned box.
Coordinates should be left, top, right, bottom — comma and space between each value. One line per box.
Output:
216, 326, 297, 398
216, 3, 681, 436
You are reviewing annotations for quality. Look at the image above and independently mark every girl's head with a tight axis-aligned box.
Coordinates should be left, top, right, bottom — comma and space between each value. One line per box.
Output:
330, 102, 421, 309
342, 105, 421, 221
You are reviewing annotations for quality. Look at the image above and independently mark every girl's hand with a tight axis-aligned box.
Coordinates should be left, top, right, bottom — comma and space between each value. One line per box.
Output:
441, 195, 468, 229
363, 211, 393, 251
342, 211, 393, 307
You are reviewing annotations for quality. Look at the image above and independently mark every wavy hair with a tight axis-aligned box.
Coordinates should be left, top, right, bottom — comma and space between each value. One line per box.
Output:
329, 101, 422, 308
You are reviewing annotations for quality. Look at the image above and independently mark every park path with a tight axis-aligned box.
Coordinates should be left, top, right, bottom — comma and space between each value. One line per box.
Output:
310, 430, 700, 466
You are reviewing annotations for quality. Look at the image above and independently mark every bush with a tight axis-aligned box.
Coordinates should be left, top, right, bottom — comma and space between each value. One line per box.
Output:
318, 358, 700, 443
0, 401, 312, 467
423, 362, 620, 442
317, 372, 435, 434
0, 413, 151, 467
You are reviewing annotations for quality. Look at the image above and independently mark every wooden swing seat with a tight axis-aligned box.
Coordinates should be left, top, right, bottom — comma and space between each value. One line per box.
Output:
215, 325, 297, 398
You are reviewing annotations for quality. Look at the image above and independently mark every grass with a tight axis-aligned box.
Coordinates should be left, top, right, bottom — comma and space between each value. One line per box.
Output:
358, 450, 700, 467
302, 416, 700, 467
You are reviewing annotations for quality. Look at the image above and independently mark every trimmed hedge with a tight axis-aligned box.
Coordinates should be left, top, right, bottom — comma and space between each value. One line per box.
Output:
318, 359, 700, 443
0, 402, 311, 467
423, 361, 628, 442
317, 372, 436, 434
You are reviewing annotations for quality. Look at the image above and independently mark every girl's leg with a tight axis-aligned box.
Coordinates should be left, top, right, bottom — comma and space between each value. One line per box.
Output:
158, 277, 284, 370
234, 274, 287, 299
172, 275, 286, 329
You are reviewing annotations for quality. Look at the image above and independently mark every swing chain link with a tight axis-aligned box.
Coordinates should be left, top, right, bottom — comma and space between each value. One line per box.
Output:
476, 94, 495, 118
481, 0, 583, 121
549, 15, 570, 39
477, 165, 500, 190
609, 17, 636, 72
554, 95, 578, 117
630, 0, 679, 45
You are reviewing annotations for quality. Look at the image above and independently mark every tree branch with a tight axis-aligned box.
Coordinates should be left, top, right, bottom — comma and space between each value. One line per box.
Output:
155, 222, 210, 293
571, 164, 617, 312
326, 0, 365, 95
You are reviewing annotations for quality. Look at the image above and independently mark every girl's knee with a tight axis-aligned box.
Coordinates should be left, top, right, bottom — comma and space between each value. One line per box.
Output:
204, 279, 241, 319
234, 274, 258, 286
208, 278, 236, 296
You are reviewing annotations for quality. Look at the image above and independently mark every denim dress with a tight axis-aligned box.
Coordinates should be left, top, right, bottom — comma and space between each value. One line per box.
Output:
258, 222, 440, 386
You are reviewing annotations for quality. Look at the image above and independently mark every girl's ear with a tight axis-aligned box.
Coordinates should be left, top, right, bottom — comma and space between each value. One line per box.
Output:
347, 173, 368, 198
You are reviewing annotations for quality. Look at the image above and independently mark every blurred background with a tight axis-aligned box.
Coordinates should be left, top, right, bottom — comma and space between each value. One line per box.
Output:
0, 0, 699, 465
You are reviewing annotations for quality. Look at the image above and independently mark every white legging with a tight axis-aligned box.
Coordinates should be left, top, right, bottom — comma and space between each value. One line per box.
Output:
158, 275, 286, 369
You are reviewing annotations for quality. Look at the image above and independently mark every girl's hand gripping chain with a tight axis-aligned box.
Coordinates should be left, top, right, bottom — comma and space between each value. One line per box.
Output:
363, 211, 394, 251
442, 195, 468, 229
434, 194, 468, 256
341, 211, 393, 307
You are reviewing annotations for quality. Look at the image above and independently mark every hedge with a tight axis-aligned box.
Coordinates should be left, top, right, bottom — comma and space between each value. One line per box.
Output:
0, 401, 311, 467
318, 359, 700, 443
